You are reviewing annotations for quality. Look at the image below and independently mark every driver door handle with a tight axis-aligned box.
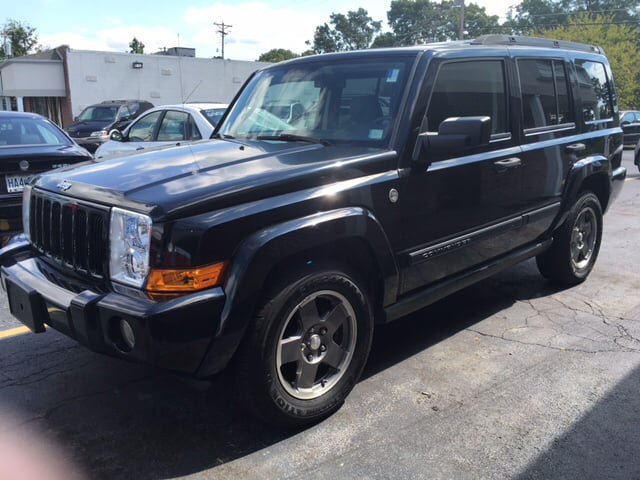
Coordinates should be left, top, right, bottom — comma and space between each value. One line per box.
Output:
493, 157, 521, 172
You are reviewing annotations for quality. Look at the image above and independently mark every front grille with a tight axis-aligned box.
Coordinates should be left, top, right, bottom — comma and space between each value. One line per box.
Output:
29, 190, 109, 278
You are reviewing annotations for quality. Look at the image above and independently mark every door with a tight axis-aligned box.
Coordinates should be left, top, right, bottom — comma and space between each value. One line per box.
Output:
398, 58, 530, 293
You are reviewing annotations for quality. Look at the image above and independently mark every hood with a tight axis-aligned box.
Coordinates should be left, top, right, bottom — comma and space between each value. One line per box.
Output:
65, 120, 112, 134
34, 139, 392, 220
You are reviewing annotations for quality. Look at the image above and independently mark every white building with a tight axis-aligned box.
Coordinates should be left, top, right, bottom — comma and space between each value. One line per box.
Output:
0, 46, 270, 127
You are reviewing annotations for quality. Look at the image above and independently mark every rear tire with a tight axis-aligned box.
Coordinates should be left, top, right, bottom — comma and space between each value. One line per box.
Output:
536, 192, 602, 285
235, 265, 374, 427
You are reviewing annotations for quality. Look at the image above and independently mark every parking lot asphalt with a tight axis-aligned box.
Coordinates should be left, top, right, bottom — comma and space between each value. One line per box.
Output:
0, 150, 638, 479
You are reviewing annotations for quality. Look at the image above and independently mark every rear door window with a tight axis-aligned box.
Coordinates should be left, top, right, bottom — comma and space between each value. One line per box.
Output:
517, 58, 574, 139
157, 111, 190, 141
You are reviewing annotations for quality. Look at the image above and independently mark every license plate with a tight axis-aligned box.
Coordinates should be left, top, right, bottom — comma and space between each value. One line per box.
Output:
5, 174, 34, 193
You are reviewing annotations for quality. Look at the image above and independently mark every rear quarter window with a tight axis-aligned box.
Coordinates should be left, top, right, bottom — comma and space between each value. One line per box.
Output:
574, 60, 615, 129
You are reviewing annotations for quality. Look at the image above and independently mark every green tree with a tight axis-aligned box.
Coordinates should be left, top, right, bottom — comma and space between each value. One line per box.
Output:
129, 37, 145, 54
385, 0, 500, 46
371, 32, 398, 48
309, 8, 382, 53
257, 48, 299, 63
540, 13, 640, 109
0, 19, 39, 59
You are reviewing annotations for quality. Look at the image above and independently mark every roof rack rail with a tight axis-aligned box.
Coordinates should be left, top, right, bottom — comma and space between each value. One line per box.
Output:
471, 34, 602, 54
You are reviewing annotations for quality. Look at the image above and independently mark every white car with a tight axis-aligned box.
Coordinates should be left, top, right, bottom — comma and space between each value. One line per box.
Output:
94, 103, 228, 159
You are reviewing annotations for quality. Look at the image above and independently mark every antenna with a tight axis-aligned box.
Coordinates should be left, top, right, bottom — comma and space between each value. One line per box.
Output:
214, 21, 232, 59
178, 33, 184, 103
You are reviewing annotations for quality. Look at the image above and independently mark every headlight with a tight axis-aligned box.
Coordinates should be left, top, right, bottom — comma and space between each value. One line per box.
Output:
109, 207, 152, 288
90, 130, 109, 138
22, 185, 32, 241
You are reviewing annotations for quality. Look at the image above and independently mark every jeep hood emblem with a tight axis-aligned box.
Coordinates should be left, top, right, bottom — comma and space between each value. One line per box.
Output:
57, 180, 73, 192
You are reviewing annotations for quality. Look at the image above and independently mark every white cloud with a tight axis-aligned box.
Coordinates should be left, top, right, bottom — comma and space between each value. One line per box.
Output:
182, 2, 320, 60
41, 24, 183, 55
40, 32, 112, 52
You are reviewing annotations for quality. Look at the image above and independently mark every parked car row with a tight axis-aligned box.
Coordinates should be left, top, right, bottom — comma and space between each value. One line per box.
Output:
0, 101, 230, 241
64, 99, 155, 153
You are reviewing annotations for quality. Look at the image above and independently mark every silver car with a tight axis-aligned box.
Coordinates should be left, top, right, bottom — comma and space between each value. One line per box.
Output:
95, 102, 228, 159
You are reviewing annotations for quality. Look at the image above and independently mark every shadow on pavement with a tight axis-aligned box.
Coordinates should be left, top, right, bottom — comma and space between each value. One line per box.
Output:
364, 259, 567, 379
514, 363, 640, 480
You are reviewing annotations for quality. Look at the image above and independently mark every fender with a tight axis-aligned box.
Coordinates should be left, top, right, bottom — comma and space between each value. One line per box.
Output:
195, 207, 399, 376
553, 154, 611, 231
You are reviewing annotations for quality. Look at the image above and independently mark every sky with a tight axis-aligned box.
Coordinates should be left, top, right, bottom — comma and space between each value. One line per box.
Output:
3, 0, 517, 62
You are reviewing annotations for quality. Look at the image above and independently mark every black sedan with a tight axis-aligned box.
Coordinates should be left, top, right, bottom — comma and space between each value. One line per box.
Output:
0, 111, 93, 244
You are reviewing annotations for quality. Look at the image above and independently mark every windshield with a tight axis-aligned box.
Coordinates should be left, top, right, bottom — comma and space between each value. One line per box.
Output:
0, 117, 71, 147
77, 105, 119, 122
202, 108, 227, 127
219, 56, 415, 146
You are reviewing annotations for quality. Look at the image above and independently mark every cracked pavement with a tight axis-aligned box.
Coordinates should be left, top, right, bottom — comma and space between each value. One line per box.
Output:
0, 151, 639, 479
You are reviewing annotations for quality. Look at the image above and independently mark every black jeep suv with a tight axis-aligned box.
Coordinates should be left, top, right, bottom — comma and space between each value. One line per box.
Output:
0, 36, 626, 427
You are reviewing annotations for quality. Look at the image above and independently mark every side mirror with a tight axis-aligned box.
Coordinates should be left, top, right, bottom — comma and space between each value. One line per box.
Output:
621, 121, 630, 126
415, 116, 491, 164
110, 130, 123, 142
73, 116, 79, 122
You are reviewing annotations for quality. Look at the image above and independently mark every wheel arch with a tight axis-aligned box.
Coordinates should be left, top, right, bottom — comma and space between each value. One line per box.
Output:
561, 156, 611, 222
196, 207, 398, 376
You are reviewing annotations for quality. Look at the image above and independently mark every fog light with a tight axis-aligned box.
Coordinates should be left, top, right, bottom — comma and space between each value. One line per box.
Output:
119, 319, 136, 350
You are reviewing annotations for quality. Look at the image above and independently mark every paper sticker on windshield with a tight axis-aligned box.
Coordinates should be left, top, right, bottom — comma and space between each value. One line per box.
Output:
386, 69, 400, 83
368, 129, 384, 140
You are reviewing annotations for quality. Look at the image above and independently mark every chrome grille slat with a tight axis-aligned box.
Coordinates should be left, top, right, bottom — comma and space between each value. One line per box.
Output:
29, 190, 108, 278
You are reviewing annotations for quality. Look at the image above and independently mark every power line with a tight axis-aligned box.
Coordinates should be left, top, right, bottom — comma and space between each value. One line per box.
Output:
486, 19, 640, 29
527, 7, 639, 18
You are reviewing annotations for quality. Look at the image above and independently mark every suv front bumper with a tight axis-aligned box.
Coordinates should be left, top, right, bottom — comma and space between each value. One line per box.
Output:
0, 246, 234, 376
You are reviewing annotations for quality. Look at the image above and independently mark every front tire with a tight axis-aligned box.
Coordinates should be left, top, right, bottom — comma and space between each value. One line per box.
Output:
536, 192, 603, 284
236, 266, 374, 427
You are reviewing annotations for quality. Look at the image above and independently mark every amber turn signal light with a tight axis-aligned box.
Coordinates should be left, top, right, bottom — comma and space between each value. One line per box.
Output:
146, 261, 227, 293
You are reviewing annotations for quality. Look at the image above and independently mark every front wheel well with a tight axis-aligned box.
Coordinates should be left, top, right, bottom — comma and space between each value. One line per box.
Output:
262, 238, 384, 321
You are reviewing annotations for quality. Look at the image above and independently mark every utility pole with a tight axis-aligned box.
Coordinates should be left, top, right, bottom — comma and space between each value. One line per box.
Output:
457, 0, 465, 40
214, 21, 232, 59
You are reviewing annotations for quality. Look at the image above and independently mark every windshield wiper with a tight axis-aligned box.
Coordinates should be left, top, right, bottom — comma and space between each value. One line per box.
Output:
212, 132, 235, 140
256, 134, 331, 146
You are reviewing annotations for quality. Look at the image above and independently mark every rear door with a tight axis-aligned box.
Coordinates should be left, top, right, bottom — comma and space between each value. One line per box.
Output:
512, 56, 576, 241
